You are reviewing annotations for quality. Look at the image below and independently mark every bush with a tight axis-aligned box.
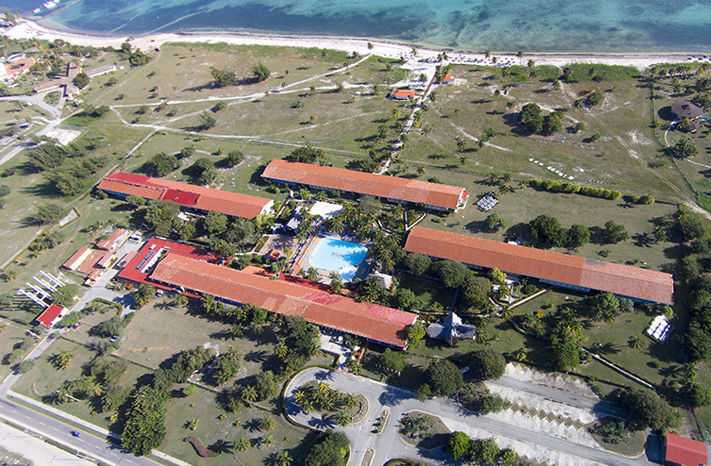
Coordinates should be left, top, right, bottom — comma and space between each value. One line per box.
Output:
425, 359, 463, 397
467, 348, 506, 381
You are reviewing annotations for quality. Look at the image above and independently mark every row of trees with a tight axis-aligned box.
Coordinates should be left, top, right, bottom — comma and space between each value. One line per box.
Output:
210, 62, 270, 88
448, 432, 518, 465
528, 178, 628, 202
529, 214, 629, 248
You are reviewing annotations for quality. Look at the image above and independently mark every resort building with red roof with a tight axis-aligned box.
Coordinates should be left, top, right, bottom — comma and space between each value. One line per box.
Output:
146, 253, 417, 348
97, 172, 274, 219
262, 159, 468, 211
664, 433, 707, 466
404, 226, 674, 305
388, 88, 417, 100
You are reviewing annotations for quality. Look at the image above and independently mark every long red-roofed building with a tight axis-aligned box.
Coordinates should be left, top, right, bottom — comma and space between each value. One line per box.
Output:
404, 226, 674, 305
262, 159, 468, 211
147, 253, 417, 348
97, 172, 274, 219
665, 433, 707, 466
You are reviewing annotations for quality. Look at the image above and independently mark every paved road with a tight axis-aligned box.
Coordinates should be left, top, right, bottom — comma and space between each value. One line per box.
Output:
0, 419, 94, 465
0, 398, 153, 465
285, 368, 652, 466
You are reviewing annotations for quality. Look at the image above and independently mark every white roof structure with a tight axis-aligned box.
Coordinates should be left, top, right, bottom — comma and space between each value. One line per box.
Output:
647, 315, 673, 343
476, 192, 499, 212
309, 201, 344, 220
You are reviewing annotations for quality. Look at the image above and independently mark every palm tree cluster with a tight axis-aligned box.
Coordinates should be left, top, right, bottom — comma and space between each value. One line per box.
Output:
293, 382, 358, 426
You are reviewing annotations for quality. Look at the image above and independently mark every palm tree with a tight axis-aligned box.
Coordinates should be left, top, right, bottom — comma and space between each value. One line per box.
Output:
261, 434, 274, 449
52, 351, 73, 370
293, 389, 308, 407
260, 417, 276, 431
234, 437, 250, 452
344, 394, 358, 409
174, 294, 189, 307
274, 341, 288, 359
318, 382, 330, 394
241, 385, 257, 403
501, 306, 514, 320
628, 336, 642, 350
336, 410, 351, 426
275, 450, 293, 466
512, 347, 527, 362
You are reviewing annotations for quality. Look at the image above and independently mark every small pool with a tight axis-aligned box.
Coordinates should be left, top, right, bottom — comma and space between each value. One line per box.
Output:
307, 238, 368, 280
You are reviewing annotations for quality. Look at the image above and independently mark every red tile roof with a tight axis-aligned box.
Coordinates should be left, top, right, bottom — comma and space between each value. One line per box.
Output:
149, 253, 417, 348
77, 250, 107, 275
36, 303, 64, 327
262, 159, 468, 210
404, 227, 674, 304
666, 433, 708, 466
390, 89, 416, 99
117, 237, 218, 289
442, 74, 454, 82
96, 228, 129, 250
97, 172, 273, 219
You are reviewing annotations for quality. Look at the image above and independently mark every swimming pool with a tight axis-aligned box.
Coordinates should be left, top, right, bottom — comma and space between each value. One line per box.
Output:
307, 238, 368, 280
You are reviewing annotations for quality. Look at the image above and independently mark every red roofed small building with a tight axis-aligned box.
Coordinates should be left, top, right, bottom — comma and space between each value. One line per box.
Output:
4, 57, 36, 79
63, 247, 91, 271
389, 89, 416, 100
96, 172, 274, 219
262, 159, 468, 211
147, 253, 417, 348
404, 226, 674, 305
36, 303, 65, 327
665, 433, 708, 466
96, 228, 130, 251
441, 73, 455, 84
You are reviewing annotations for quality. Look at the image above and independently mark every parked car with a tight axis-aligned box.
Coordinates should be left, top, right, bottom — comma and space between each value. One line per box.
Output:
72, 322, 81, 329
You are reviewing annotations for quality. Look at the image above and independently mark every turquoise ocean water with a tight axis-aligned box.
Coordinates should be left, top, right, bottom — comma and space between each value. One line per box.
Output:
7, 0, 711, 52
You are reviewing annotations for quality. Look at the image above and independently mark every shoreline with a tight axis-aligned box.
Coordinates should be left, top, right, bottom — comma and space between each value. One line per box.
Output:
3, 18, 707, 70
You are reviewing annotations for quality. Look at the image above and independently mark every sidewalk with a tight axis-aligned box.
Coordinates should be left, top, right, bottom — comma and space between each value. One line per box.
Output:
0, 421, 94, 465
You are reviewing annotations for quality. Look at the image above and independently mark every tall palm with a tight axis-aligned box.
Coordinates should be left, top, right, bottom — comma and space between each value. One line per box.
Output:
274, 341, 288, 359
261, 434, 274, 449
628, 336, 641, 350
241, 385, 257, 403
234, 437, 250, 452
293, 389, 308, 406
336, 410, 351, 426
344, 394, 358, 409
276, 451, 293, 466
512, 347, 527, 362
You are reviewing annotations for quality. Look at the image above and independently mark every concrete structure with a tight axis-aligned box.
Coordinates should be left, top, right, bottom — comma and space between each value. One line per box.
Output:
404, 226, 674, 305
97, 171, 274, 219
263, 159, 468, 211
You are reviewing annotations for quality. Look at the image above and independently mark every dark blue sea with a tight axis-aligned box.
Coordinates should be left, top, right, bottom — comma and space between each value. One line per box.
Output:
5, 0, 711, 53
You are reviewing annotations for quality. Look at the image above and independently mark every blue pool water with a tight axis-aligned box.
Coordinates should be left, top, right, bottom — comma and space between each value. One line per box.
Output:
308, 238, 367, 280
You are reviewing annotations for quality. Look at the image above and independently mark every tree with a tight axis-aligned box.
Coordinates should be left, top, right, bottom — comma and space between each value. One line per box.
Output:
585, 292, 621, 323
488, 267, 506, 285
304, 431, 350, 466
447, 432, 471, 460
407, 321, 426, 348
35, 203, 64, 225
585, 91, 604, 107
51, 351, 73, 370
252, 370, 280, 401
204, 211, 228, 235
134, 284, 156, 309
241, 385, 258, 403
51, 284, 78, 308
121, 385, 170, 455
550, 337, 580, 371
210, 67, 236, 87
460, 275, 491, 310
620, 389, 679, 431
425, 359, 463, 397
285, 146, 325, 164
224, 150, 244, 167
211, 348, 241, 386
329, 272, 343, 294
542, 112, 563, 135
565, 224, 590, 249
252, 62, 271, 82
467, 348, 506, 381
188, 157, 218, 185
686, 383, 711, 407
235, 437, 250, 452
145, 152, 179, 177
336, 410, 351, 426
529, 215, 564, 246
91, 316, 126, 338
675, 136, 698, 158
520, 103, 543, 134
485, 213, 508, 231
72, 72, 90, 89
434, 260, 471, 288
125, 194, 146, 208
380, 348, 406, 374
198, 111, 217, 131
602, 220, 629, 244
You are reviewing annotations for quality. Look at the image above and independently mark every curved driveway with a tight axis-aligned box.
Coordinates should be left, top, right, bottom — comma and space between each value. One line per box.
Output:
285, 367, 652, 466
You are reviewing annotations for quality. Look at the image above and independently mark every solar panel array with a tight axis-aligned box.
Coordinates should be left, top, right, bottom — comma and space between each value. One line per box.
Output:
476, 192, 499, 211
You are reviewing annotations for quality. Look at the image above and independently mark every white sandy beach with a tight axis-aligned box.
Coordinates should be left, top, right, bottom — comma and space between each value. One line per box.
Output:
4, 19, 705, 70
